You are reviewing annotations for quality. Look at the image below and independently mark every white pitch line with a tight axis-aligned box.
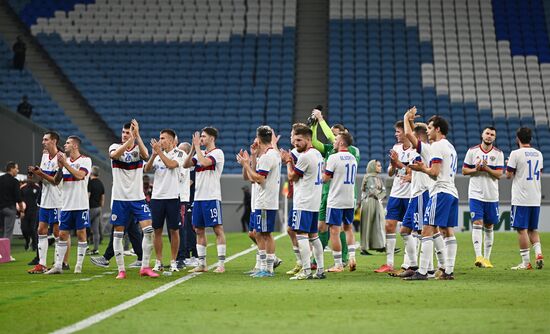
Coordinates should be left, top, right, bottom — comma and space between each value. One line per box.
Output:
51, 234, 286, 334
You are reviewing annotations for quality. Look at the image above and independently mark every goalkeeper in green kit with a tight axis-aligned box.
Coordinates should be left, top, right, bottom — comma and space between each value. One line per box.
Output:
309, 107, 360, 269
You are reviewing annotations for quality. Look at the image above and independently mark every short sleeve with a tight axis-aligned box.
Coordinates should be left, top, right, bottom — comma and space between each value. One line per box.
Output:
81, 157, 92, 175
507, 151, 517, 173
256, 153, 274, 177
108, 143, 119, 154
419, 142, 431, 162
325, 154, 336, 176
213, 149, 224, 164
410, 151, 421, 164
463, 149, 475, 168
205, 149, 224, 167
495, 151, 505, 170
290, 149, 299, 163
430, 142, 443, 165
294, 152, 310, 177
174, 150, 186, 168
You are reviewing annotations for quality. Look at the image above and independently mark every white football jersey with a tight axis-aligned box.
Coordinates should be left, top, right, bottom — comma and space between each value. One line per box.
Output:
463, 145, 504, 202
39, 152, 62, 209
193, 148, 224, 201
151, 148, 185, 199
61, 155, 92, 211
290, 148, 300, 163
178, 151, 191, 202
508, 147, 543, 206
389, 143, 413, 198
293, 148, 324, 212
109, 143, 146, 201
250, 182, 257, 211
409, 141, 435, 197
325, 150, 357, 209
255, 148, 281, 210
429, 139, 458, 198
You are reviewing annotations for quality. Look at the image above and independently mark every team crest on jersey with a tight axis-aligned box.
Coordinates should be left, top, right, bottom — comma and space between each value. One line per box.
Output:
45, 160, 55, 169
111, 214, 118, 221
132, 151, 139, 159
490, 156, 496, 161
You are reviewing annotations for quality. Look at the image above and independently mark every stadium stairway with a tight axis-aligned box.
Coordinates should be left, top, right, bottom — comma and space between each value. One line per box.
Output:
0, 1, 116, 159
13, 0, 297, 173
294, 0, 329, 122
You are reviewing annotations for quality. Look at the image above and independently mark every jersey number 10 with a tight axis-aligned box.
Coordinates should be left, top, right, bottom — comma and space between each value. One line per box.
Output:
344, 163, 356, 184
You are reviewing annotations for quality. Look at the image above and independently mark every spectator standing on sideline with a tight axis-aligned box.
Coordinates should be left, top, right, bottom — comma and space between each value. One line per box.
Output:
360, 160, 386, 254
17, 95, 33, 119
87, 166, 105, 255
20, 176, 40, 251
0, 161, 26, 261
236, 186, 251, 233
12, 36, 26, 71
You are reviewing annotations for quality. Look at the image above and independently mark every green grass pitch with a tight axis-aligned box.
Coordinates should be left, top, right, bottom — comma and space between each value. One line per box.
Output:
0, 232, 548, 334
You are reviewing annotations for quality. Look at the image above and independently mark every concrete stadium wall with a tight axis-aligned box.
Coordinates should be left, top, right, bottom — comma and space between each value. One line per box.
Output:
0, 104, 113, 203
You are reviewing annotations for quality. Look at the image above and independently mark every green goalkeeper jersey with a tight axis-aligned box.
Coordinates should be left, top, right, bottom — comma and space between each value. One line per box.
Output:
311, 120, 361, 195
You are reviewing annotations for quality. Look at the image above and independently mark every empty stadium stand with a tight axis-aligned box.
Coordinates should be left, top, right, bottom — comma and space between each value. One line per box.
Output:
11, 0, 296, 173
0, 37, 99, 154
6, 0, 550, 173
329, 0, 550, 171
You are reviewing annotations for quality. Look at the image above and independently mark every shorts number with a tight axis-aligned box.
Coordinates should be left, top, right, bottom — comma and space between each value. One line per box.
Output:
141, 204, 150, 213
210, 208, 218, 219
81, 211, 89, 221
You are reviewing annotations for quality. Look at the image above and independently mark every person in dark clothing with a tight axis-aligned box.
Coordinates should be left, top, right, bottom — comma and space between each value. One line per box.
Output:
20, 177, 40, 251
89, 216, 143, 268
87, 166, 105, 254
143, 175, 153, 203
0, 161, 25, 260
236, 186, 251, 232
176, 168, 198, 267
173, 142, 194, 269
12, 36, 26, 71
17, 95, 33, 119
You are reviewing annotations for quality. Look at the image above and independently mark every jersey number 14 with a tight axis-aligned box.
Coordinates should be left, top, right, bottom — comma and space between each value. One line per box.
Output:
526, 159, 541, 181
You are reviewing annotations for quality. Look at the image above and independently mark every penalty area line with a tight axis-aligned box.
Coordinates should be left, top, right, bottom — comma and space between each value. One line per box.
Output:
51, 234, 287, 334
